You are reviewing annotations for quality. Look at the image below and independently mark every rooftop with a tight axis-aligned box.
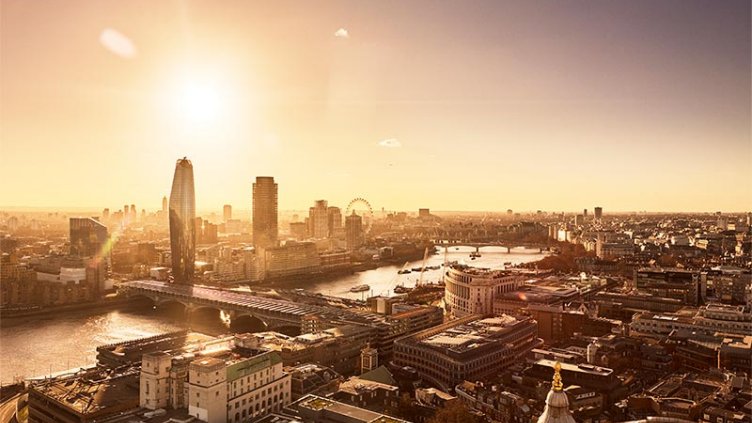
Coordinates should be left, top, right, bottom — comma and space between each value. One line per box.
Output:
31, 368, 139, 416
421, 315, 523, 353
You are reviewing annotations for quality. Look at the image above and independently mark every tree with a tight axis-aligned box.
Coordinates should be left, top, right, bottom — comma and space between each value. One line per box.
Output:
427, 401, 484, 423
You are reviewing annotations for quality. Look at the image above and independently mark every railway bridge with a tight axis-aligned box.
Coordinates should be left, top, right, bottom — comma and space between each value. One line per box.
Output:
118, 280, 360, 332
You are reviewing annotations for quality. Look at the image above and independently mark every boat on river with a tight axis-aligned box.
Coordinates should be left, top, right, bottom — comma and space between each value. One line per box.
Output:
349, 284, 370, 293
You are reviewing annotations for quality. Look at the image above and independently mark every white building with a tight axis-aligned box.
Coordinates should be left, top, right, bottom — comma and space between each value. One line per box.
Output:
140, 334, 291, 423
444, 264, 523, 317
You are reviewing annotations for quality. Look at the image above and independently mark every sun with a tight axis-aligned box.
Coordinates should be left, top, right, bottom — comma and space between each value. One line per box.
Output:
175, 78, 222, 124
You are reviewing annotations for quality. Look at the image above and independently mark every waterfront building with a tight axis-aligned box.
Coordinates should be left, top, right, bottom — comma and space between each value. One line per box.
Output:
393, 314, 539, 390
327, 206, 342, 238
309, 200, 330, 239
444, 264, 524, 317
168, 157, 196, 284
264, 241, 321, 279
289, 221, 308, 240
29, 367, 140, 423
69, 217, 108, 258
224, 204, 232, 222
318, 249, 351, 273
253, 176, 279, 249
345, 212, 364, 251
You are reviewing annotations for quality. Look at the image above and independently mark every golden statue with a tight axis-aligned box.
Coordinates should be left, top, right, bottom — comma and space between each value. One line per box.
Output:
552, 361, 563, 392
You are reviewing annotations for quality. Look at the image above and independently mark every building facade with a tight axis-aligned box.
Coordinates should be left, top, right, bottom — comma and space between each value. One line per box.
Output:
253, 176, 279, 249
169, 157, 196, 284
69, 217, 108, 258
444, 264, 523, 317
393, 315, 539, 390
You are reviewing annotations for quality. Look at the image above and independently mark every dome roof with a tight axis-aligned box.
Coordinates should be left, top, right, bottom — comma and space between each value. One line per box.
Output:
536, 362, 576, 423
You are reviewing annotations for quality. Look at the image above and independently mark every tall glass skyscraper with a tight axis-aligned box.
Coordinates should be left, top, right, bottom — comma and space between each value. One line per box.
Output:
252, 176, 278, 249
169, 157, 196, 284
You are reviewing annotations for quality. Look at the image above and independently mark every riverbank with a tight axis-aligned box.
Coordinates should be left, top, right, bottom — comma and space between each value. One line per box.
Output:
0, 297, 135, 325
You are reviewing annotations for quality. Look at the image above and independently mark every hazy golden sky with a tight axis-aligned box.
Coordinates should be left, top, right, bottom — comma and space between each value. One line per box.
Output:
1, 0, 750, 212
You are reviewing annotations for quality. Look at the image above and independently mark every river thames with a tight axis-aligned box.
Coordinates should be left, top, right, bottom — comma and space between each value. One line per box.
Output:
0, 246, 544, 384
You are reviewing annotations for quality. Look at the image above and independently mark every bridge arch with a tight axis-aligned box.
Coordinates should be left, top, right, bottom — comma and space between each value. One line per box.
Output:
230, 314, 269, 334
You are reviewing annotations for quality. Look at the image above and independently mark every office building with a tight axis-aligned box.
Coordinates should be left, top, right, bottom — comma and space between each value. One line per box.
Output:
69, 217, 108, 258
393, 315, 539, 390
309, 200, 329, 239
284, 395, 409, 423
327, 206, 342, 237
169, 157, 196, 284
264, 241, 321, 279
290, 222, 308, 240
253, 176, 278, 249
594, 207, 603, 220
224, 204, 233, 222
29, 367, 140, 423
140, 334, 291, 423
634, 268, 706, 306
345, 212, 364, 251
162, 196, 168, 213
444, 264, 524, 317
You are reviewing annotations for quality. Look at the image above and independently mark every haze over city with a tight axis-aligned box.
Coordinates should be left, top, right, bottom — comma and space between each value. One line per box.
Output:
1, 0, 750, 212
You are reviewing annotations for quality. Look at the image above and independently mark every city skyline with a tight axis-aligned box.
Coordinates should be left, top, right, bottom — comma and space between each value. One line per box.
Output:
1, 0, 750, 212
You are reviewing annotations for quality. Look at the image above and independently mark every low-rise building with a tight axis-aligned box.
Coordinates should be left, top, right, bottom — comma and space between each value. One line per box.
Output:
139, 334, 292, 423
393, 314, 539, 390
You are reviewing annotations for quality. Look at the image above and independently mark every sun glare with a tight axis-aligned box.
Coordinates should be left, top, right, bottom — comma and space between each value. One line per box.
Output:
175, 78, 222, 124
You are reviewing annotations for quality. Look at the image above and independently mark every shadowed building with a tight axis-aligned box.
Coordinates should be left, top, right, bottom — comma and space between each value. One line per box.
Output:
70, 217, 108, 258
253, 176, 278, 249
169, 157, 196, 284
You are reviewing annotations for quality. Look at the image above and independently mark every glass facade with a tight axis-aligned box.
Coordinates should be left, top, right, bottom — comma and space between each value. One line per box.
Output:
252, 176, 278, 249
169, 157, 196, 284
69, 217, 108, 258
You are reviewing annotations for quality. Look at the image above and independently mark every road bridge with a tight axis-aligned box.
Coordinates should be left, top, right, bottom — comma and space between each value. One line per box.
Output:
433, 241, 551, 253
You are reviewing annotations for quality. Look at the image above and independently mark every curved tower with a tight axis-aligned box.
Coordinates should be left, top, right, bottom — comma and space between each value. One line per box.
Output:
169, 157, 196, 284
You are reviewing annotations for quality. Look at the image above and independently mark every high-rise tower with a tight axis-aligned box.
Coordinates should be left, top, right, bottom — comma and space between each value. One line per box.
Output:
169, 157, 196, 284
252, 176, 278, 249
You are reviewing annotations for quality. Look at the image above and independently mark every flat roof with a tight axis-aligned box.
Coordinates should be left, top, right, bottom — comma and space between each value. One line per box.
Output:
536, 359, 613, 376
